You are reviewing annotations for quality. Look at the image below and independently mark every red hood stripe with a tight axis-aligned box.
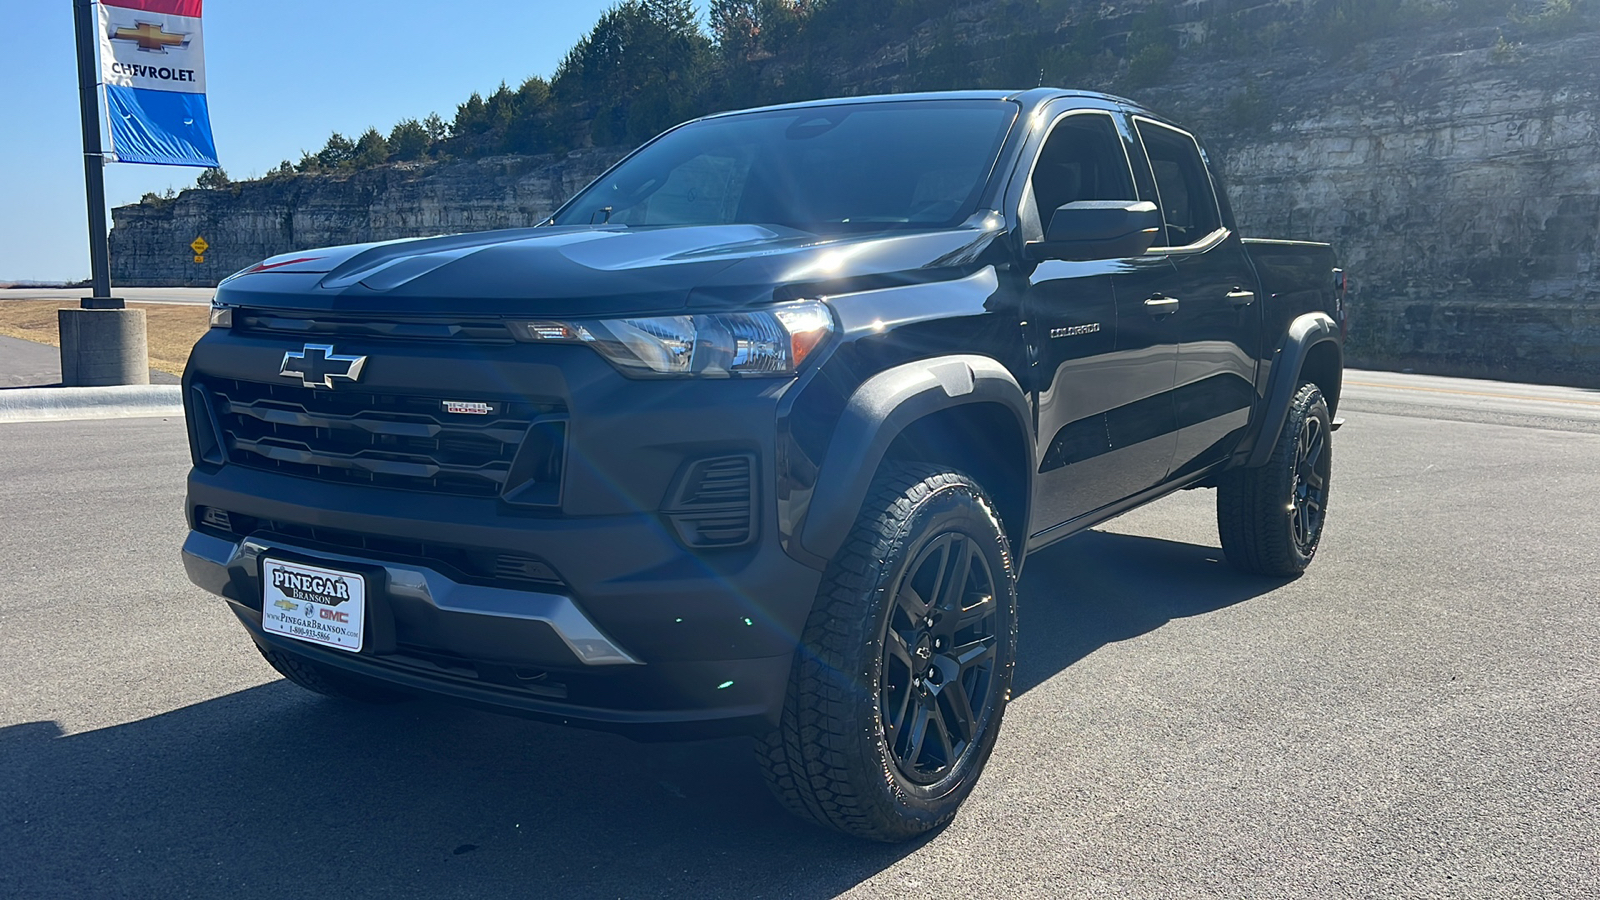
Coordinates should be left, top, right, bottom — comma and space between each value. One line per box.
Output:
246, 257, 324, 274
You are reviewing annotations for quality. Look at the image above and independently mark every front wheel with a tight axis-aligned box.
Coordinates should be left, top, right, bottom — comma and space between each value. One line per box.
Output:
757, 463, 1018, 842
1217, 382, 1333, 577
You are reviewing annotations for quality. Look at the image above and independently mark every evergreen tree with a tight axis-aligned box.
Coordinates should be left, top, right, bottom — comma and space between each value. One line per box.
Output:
316, 132, 357, 169
354, 128, 390, 168
423, 113, 447, 144
388, 118, 430, 160
503, 76, 553, 154
195, 167, 230, 189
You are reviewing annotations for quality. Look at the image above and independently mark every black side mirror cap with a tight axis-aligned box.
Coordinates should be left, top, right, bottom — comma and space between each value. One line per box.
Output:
1024, 200, 1162, 261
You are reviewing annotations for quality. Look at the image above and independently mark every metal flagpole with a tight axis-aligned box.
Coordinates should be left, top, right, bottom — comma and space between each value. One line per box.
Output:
64, 0, 146, 386
73, 0, 121, 310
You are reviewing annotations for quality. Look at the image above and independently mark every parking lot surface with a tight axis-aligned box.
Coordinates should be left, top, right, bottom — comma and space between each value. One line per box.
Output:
1, 374, 1595, 899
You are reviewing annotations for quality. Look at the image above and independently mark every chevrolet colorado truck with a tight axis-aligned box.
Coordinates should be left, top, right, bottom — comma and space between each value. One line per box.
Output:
182, 89, 1345, 841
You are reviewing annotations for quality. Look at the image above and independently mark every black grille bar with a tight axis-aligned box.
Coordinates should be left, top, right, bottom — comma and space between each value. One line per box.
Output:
235, 311, 515, 344
206, 378, 563, 498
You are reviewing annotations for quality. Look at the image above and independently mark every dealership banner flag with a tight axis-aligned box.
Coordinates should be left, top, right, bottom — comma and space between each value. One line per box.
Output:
97, 0, 217, 167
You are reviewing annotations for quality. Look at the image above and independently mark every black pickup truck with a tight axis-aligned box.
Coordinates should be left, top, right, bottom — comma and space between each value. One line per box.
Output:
182, 89, 1345, 841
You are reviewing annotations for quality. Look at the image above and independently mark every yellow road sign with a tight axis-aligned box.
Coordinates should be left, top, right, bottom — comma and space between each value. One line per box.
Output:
191, 236, 209, 255
194, 255, 205, 264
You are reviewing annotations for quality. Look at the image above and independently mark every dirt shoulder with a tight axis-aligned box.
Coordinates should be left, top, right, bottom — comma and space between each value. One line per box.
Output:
0, 300, 208, 376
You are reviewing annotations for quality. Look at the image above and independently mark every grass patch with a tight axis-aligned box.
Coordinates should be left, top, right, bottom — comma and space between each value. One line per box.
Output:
0, 299, 209, 376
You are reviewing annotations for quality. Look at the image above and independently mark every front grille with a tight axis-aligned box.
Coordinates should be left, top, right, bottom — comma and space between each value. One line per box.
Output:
235, 311, 515, 344
194, 507, 566, 590
205, 378, 563, 498
664, 454, 757, 548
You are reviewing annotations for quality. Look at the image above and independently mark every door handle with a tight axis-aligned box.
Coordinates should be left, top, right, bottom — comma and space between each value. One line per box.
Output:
1144, 295, 1180, 316
1227, 289, 1256, 307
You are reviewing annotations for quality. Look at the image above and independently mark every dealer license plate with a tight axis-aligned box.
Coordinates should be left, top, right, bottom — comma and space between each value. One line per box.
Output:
261, 558, 366, 652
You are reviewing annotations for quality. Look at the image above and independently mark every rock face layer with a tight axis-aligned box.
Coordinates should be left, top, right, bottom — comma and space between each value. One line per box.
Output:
1145, 26, 1600, 386
110, 12, 1600, 386
111, 150, 624, 290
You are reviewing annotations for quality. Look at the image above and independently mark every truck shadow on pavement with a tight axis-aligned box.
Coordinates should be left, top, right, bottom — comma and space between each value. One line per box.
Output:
1011, 529, 1289, 697
0, 531, 1284, 900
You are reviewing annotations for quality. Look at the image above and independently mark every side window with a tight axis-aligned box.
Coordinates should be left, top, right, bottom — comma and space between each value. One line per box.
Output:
1134, 120, 1221, 247
1028, 113, 1136, 236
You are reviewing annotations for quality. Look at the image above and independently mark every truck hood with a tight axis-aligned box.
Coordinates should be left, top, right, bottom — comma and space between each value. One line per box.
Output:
214, 218, 1004, 317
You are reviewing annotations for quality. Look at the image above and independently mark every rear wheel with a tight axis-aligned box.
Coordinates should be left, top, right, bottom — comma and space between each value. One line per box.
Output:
257, 644, 412, 704
1217, 382, 1332, 577
757, 463, 1018, 841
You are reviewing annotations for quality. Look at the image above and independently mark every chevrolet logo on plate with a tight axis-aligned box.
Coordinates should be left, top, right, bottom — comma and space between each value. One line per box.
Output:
273, 598, 297, 612
111, 21, 189, 53
280, 344, 367, 389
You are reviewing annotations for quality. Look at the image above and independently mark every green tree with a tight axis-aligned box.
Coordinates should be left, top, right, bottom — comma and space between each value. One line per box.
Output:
423, 113, 447, 143
1119, 5, 1178, 88
552, 0, 714, 146
388, 118, 430, 160
353, 128, 390, 168
452, 92, 490, 138
194, 167, 230, 189
503, 76, 553, 154
316, 132, 356, 169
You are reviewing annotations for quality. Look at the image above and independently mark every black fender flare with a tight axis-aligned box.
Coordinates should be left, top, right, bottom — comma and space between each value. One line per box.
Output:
1246, 312, 1342, 468
799, 355, 1035, 561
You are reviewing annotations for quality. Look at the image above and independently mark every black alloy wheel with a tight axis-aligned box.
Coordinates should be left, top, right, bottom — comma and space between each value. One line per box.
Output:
1217, 381, 1333, 577
881, 532, 1000, 785
757, 463, 1017, 841
1290, 410, 1330, 556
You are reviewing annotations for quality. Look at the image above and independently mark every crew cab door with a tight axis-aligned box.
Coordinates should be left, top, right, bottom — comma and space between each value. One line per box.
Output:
1131, 118, 1263, 478
1016, 109, 1176, 531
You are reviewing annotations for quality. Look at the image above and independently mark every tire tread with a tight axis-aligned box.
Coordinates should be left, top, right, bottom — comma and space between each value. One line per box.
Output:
1217, 382, 1330, 577
756, 462, 1015, 842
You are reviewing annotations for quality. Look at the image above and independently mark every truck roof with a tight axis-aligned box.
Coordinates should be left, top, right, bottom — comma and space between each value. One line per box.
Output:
696, 88, 1158, 124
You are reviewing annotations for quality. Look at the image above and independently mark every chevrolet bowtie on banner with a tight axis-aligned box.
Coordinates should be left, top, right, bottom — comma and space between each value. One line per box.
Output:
97, 0, 217, 167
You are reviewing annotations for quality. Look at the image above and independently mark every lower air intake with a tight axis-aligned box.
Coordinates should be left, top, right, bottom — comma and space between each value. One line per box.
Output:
664, 454, 757, 548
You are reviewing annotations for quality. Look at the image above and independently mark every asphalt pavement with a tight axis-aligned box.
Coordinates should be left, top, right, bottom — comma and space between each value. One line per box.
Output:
0, 373, 1595, 899
0, 334, 179, 389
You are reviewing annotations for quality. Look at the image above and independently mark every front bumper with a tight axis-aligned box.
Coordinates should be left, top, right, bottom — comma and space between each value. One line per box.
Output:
180, 326, 829, 738
184, 528, 801, 739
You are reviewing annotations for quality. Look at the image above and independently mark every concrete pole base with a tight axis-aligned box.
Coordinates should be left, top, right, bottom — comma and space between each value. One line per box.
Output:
58, 307, 150, 386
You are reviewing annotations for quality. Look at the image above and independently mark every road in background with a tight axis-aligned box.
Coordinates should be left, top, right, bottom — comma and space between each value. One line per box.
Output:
1343, 369, 1600, 430
0, 286, 215, 305
1, 372, 1595, 899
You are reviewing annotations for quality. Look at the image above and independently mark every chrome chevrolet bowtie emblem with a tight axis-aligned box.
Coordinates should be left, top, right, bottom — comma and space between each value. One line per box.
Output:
111, 21, 189, 53
279, 344, 367, 389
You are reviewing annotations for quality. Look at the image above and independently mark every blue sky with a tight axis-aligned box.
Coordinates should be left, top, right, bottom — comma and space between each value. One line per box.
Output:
1, 1, 706, 282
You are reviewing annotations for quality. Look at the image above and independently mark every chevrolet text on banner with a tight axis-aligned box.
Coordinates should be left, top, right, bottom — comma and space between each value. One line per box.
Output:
97, 0, 217, 167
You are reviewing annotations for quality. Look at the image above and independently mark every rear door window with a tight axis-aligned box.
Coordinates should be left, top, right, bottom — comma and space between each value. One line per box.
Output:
1134, 120, 1222, 247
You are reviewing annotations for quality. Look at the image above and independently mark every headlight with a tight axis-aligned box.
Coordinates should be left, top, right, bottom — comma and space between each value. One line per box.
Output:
208, 302, 233, 328
511, 300, 834, 377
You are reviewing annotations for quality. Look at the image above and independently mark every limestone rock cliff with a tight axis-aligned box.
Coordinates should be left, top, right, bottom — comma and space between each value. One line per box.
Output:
110, 149, 623, 288
109, 4, 1600, 385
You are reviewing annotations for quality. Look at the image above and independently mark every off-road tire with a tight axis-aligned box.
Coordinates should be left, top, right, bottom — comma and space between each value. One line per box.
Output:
257, 644, 413, 704
1217, 382, 1332, 577
757, 463, 1018, 842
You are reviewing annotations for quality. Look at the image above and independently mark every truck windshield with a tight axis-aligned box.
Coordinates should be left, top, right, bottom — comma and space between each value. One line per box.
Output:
552, 100, 1017, 234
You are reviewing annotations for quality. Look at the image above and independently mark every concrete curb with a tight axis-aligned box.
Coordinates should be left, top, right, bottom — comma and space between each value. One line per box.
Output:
0, 385, 185, 424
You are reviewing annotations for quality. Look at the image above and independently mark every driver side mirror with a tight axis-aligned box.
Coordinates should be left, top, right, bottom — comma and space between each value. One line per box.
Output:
1023, 200, 1162, 261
